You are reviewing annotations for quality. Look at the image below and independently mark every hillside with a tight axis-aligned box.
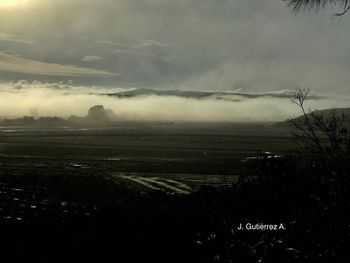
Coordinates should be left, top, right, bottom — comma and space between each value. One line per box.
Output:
276, 107, 350, 127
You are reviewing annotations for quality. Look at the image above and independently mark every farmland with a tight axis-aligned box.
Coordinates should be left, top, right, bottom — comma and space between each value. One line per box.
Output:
0, 122, 296, 191
0, 122, 301, 262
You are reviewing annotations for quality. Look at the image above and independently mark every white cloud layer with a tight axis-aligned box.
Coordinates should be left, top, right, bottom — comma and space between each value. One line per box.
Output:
0, 81, 347, 122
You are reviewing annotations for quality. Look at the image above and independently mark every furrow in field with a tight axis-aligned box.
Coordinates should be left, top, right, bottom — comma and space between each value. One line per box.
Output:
116, 175, 161, 191
113, 174, 191, 194
140, 177, 191, 194
158, 178, 192, 191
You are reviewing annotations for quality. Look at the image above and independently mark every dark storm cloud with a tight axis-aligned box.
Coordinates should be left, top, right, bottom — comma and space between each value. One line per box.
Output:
0, 0, 349, 95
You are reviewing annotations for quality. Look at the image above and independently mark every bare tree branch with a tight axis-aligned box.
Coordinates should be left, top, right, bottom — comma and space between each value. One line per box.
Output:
289, 88, 350, 178
285, 0, 350, 16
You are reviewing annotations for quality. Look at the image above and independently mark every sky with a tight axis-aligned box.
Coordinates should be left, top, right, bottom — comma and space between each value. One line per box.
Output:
0, 0, 349, 120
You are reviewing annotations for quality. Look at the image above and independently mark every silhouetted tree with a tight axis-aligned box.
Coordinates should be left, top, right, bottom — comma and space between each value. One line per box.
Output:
286, 0, 350, 16
289, 87, 350, 179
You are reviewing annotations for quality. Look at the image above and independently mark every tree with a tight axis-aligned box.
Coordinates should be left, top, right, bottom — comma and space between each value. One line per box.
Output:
286, 0, 350, 16
289, 87, 350, 179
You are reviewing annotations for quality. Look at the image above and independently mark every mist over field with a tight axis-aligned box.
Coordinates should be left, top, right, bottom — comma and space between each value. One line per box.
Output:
0, 81, 347, 122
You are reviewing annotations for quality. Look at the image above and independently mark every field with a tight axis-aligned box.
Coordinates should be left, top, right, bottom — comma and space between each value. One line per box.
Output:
0, 122, 297, 191
0, 122, 299, 261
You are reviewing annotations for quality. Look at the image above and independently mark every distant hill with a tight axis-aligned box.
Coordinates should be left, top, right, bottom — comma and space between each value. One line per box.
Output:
107, 88, 323, 101
276, 107, 350, 128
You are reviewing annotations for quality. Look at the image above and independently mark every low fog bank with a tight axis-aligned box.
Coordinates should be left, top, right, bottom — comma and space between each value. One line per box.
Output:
0, 82, 347, 123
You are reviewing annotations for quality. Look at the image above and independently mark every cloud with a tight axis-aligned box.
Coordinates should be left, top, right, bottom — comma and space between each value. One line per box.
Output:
0, 32, 32, 44
0, 81, 346, 122
81, 55, 104, 62
131, 39, 170, 49
0, 53, 116, 77
0, 0, 349, 95
111, 87, 326, 100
